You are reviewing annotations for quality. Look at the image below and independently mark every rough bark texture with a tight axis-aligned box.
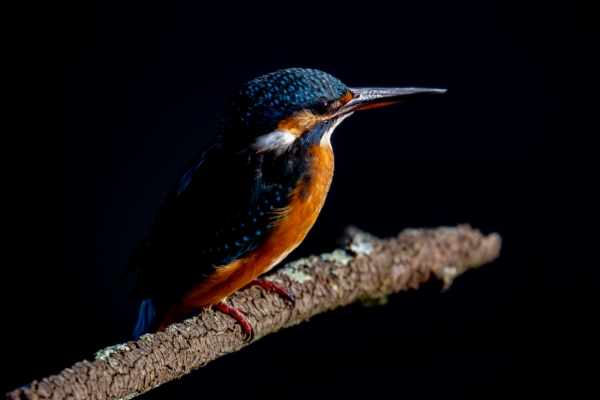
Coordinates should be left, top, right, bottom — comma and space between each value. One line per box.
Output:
7, 224, 501, 400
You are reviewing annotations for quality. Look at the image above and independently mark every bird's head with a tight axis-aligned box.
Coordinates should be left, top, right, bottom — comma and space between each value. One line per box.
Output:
219, 68, 445, 154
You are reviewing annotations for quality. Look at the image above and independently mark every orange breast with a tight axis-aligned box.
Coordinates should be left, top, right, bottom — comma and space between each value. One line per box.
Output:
157, 143, 334, 329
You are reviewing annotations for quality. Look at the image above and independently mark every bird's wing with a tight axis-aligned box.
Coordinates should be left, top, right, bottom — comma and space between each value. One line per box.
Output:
122, 138, 292, 302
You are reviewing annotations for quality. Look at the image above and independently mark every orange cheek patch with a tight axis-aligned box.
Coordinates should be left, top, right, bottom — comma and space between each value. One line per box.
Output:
277, 111, 319, 136
340, 90, 354, 105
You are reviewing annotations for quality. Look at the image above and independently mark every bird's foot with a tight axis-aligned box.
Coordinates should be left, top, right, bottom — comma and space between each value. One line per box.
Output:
212, 302, 254, 341
211, 279, 294, 341
243, 278, 295, 303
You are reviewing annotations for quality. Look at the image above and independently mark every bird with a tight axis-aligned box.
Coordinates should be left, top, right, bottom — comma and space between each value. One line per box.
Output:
120, 68, 445, 340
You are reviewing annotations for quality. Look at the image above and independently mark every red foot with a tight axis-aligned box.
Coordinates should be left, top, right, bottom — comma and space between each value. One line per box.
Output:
213, 302, 254, 340
243, 278, 296, 303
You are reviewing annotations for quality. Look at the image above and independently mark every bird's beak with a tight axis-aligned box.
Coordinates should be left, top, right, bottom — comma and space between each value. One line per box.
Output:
335, 87, 446, 117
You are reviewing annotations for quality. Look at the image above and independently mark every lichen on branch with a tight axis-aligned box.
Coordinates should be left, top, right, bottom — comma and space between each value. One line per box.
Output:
6, 224, 501, 400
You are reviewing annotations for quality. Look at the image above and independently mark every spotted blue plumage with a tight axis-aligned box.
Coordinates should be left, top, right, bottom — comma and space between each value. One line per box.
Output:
198, 184, 287, 266
220, 68, 347, 141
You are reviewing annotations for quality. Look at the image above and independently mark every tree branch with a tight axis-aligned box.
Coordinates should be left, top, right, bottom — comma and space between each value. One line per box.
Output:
7, 225, 501, 400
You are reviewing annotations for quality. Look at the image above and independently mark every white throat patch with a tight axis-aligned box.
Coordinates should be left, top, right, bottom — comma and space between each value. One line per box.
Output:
250, 112, 354, 154
320, 112, 353, 148
251, 129, 296, 155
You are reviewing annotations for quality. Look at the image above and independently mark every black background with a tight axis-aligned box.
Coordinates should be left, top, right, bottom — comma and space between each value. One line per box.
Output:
6, 0, 598, 398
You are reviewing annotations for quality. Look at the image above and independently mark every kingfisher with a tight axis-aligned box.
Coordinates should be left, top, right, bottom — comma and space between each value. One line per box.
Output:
120, 68, 445, 340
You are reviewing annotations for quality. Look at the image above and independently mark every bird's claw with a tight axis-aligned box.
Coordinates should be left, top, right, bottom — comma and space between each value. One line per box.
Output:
244, 277, 295, 303
212, 302, 254, 341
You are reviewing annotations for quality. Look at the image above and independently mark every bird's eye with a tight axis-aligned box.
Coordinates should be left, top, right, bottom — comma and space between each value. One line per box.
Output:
315, 100, 330, 116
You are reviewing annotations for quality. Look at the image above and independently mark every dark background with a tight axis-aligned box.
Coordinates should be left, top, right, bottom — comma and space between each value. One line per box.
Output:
6, 0, 598, 398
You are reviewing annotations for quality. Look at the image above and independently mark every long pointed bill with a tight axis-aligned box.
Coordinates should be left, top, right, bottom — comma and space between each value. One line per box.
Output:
335, 87, 446, 117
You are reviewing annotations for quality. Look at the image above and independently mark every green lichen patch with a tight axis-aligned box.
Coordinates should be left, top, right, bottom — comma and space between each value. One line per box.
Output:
284, 255, 320, 270
94, 343, 131, 361
360, 295, 389, 307
320, 249, 352, 266
165, 324, 188, 334
274, 255, 320, 283
279, 267, 313, 283
347, 229, 378, 256
379, 277, 391, 289
139, 333, 154, 341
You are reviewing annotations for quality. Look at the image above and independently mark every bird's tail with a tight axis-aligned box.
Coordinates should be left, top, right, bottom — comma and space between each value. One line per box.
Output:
132, 298, 156, 340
